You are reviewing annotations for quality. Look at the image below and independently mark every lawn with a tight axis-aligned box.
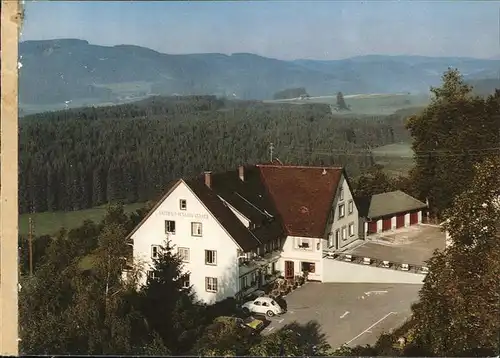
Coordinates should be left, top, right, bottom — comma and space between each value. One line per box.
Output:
19, 202, 146, 237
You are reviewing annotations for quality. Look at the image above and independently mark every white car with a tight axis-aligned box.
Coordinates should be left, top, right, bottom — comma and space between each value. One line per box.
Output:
241, 296, 283, 317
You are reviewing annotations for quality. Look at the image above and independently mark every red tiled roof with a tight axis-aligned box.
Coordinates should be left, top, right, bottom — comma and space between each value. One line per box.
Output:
257, 165, 343, 238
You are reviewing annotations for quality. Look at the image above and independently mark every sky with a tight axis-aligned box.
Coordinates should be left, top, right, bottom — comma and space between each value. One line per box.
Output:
20, 1, 500, 60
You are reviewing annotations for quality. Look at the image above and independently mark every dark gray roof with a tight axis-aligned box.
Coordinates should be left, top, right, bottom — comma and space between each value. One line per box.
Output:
127, 167, 286, 252
363, 190, 427, 219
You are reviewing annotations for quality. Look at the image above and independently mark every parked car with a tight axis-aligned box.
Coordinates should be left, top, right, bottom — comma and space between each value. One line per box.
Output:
214, 315, 267, 334
241, 296, 284, 317
240, 316, 266, 333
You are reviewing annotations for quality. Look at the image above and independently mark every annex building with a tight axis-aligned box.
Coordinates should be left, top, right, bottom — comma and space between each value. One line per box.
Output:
127, 163, 425, 304
357, 190, 427, 236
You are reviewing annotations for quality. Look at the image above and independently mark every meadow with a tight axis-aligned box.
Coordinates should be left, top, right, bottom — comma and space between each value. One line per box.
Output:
265, 93, 430, 115
19, 202, 146, 236
372, 142, 415, 176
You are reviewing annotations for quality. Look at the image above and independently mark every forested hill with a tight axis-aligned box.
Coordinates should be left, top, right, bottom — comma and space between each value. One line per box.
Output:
19, 38, 500, 113
19, 96, 412, 214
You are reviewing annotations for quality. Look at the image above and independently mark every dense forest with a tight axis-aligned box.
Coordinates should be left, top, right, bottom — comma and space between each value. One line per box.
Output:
19, 95, 412, 214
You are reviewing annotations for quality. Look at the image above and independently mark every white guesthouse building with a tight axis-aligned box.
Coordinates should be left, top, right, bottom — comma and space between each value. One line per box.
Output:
128, 164, 361, 304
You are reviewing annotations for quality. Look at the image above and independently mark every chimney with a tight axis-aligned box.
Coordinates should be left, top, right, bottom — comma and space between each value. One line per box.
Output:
204, 171, 212, 188
238, 165, 245, 181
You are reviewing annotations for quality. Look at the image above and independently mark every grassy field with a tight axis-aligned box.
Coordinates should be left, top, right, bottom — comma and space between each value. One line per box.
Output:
19, 202, 146, 237
372, 142, 415, 177
264, 93, 430, 116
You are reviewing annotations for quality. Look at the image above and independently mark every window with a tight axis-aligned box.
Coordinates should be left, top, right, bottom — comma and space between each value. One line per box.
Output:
191, 222, 203, 236
182, 274, 190, 288
328, 233, 334, 248
165, 220, 176, 234
348, 222, 355, 237
338, 204, 345, 219
178, 247, 190, 262
179, 199, 187, 210
339, 187, 344, 201
316, 242, 320, 250
335, 229, 340, 243
205, 277, 218, 292
205, 250, 217, 265
298, 238, 311, 249
262, 301, 270, 307
251, 272, 257, 285
254, 300, 262, 306
151, 245, 160, 259
342, 226, 347, 240
348, 200, 354, 214
240, 276, 248, 289
301, 261, 315, 273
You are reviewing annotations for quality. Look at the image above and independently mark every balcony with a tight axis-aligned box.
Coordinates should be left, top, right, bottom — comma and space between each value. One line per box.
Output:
238, 249, 281, 276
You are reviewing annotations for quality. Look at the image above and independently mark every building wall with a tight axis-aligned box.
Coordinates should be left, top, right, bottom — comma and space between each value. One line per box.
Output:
365, 210, 424, 235
323, 259, 425, 284
359, 217, 367, 240
391, 216, 397, 230
327, 173, 360, 249
131, 181, 240, 304
404, 213, 410, 227
279, 235, 323, 281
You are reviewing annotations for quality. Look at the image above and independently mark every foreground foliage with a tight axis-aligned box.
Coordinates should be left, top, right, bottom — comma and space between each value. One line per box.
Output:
410, 156, 500, 356
407, 69, 500, 218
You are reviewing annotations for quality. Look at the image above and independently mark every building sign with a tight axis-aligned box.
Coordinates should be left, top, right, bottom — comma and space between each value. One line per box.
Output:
157, 210, 209, 220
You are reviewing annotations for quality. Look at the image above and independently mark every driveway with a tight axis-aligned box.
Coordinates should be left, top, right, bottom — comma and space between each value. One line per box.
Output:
261, 282, 421, 349
346, 224, 446, 266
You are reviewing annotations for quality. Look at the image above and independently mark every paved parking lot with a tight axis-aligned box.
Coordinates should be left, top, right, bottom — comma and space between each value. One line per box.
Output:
346, 225, 446, 266
261, 282, 421, 349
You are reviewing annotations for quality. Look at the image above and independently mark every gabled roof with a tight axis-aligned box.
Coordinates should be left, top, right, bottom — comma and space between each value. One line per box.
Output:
257, 165, 343, 238
210, 165, 280, 225
128, 163, 346, 250
126, 179, 180, 241
184, 178, 270, 252
360, 190, 427, 219
127, 169, 285, 252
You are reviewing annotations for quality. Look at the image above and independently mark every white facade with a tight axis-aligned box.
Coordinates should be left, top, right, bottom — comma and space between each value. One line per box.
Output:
131, 180, 241, 304
325, 173, 359, 250
278, 173, 360, 282
278, 235, 324, 281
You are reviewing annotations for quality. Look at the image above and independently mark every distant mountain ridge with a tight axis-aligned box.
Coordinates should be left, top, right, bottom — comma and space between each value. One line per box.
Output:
19, 38, 500, 113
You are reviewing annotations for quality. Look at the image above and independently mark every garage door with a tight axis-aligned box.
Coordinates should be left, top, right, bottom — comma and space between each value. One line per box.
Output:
367, 221, 377, 234
396, 214, 405, 228
382, 218, 392, 231
410, 212, 418, 225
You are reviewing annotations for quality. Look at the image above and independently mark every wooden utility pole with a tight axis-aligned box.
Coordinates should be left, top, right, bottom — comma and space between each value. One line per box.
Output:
1, 0, 21, 355
28, 217, 33, 276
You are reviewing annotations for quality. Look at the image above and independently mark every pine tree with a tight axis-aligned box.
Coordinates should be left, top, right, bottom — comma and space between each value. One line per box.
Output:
138, 240, 205, 354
